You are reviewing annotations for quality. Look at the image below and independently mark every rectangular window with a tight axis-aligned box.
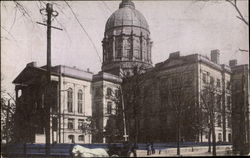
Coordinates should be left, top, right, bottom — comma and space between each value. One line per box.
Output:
171, 76, 178, 87
217, 115, 221, 127
67, 89, 73, 112
202, 73, 207, 83
78, 90, 83, 114
78, 119, 84, 130
117, 48, 122, 59
217, 79, 221, 87
226, 81, 230, 90
78, 135, 84, 141
52, 117, 58, 131
218, 133, 222, 142
107, 102, 112, 114
107, 88, 112, 96
210, 76, 214, 85
115, 90, 119, 98
227, 116, 231, 128
227, 96, 231, 111
217, 95, 221, 111
68, 119, 74, 129
134, 49, 140, 59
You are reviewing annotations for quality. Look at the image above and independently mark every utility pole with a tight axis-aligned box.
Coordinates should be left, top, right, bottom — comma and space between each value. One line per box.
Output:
120, 88, 128, 142
37, 3, 62, 156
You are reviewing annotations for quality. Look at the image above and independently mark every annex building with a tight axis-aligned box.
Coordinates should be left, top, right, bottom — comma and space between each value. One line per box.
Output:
12, 0, 249, 152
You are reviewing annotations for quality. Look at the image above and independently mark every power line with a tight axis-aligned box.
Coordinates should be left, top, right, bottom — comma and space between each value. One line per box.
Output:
64, 1, 102, 64
102, 1, 112, 13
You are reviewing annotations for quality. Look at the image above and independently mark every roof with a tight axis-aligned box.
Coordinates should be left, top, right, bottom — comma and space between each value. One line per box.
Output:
105, 0, 149, 32
12, 66, 51, 85
13, 64, 94, 85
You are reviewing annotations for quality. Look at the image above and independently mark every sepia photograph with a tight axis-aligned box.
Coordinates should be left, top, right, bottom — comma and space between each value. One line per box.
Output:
1, 0, 249, 157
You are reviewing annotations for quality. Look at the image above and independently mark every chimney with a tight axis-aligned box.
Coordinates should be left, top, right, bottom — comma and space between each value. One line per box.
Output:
169, 51, 180, 59
26, 62, 37, 67
229, 59, 237, 67
211, 49, 220, 64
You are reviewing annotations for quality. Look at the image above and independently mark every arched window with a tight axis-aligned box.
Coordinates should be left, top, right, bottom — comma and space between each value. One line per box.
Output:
78, 90, 83, 113
67, 88, 73, 112
78, 135, 84, 142
68, 135, 75, 143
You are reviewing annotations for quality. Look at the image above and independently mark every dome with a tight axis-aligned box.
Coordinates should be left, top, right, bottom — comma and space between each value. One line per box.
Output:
105, 0, 149, 33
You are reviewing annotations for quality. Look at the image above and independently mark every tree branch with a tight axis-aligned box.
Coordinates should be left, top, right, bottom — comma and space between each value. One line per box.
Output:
226, 0, 249, 26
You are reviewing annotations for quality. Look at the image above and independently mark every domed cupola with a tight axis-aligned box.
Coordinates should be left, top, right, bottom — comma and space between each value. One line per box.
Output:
102, 0, 153, 76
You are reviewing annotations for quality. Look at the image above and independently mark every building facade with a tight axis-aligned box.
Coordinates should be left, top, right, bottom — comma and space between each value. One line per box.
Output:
230, 63, 250, 154
12, 0, 248, 148
120, 51, 232, 143
13, 64, 93, 144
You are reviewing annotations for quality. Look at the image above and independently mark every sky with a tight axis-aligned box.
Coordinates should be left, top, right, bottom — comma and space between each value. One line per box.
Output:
1, 0, 249, 96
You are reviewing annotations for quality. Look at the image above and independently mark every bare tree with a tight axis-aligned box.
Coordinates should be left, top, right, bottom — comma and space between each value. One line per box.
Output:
225, 0, 248, 26
195, 0, 249, 53
159, 68, 196, 155
1, 94, 16, 144
1, 79, 16, 144
121, 65, 146, 145
200, 82, 223, 156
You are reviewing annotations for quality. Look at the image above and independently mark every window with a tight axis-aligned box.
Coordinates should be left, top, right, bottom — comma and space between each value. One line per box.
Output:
107, 88, 112, 96
68, 135, 75, 143
226, 81, 230, 90
115, 90, 119, 98
228, 134, 232, 142
217, 115, 222, 127
78, 90, 83, 113
217, 95, 221, 111
78, 119, 84, 130
107, 102, 112, 114
124, 48, 130, 59
183, 73, 192, 85
218, 133, 222, 142
210, 76, 214, 85
78, 135, 84, 141
117, 48, 122, 59
171, 76, 178, 87
227, 96, 231, 111
227, 116, 231, 128
67, 88, 73, 112
202, 73, 207, 83
52, 117, 58, 131
216, 79, 221, 87
134, 49, 140, 59
68, 119, 74, 129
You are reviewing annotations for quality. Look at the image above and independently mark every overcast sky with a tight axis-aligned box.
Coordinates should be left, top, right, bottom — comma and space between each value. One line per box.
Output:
1, 0, 249, 96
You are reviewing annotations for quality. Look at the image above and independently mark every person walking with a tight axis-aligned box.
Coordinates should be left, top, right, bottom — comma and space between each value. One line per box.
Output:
131, 143, 137, 157
151, 142, 155, 154
147, 143, 151, 155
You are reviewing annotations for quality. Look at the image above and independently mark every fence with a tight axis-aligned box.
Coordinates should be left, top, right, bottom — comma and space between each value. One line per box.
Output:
1, 142, 232, 157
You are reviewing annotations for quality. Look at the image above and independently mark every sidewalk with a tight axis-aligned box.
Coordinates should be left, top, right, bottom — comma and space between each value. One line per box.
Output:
136, 145, 232, 157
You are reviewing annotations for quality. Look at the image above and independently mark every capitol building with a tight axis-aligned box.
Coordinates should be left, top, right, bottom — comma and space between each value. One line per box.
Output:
12, 0, 249, 150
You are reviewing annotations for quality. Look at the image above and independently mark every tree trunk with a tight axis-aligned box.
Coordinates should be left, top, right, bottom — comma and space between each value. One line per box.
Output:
208, 127, 211, 153
135, 116, 138, 145
177, 116, 180, 155
212, 124, 216, 156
